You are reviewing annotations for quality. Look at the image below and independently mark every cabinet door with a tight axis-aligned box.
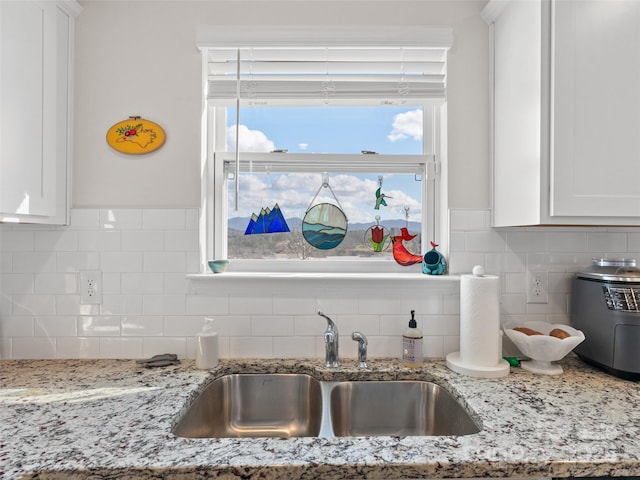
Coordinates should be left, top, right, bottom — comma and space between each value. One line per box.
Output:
551, 0, 640, 217
491, 0, 543, 227
0, 1, 57, 218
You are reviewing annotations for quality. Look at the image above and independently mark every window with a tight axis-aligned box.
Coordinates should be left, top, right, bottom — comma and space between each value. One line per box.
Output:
198, 26, 451, 273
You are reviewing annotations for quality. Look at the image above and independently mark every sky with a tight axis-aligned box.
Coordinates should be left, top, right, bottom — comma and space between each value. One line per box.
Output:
226, 106, 424, 225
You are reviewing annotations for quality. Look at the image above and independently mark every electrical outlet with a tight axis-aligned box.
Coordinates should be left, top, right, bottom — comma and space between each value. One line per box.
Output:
80, 270, 102, 305
527, 268, 548, 304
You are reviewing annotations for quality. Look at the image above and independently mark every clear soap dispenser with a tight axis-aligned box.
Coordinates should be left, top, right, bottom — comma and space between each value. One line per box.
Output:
196, 317, 219, 369
402, 310, 423, 368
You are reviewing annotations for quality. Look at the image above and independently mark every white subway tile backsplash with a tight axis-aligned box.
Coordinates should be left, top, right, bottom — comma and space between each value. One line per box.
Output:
100, 295, 143, 316
164, 231, 198, 251
34, 231, 78, 252
164, 273, 189, 294
2, 316, 34, 336
229, 295, 272, 315
78, 316, 122, 336
121, 315, 164, 336
293, 314, 324, 336
229, 337, 273, 358
121, 273, 164, 294
69, 209, 100, 229
142, 337, 187, 358
78, 231, 121, 252
423, 335, 444, 359
101, 209, 143, 230
56, 294, 100, 316
100, 252, 143, 272
99, 337, 143, 359
121, 231, 164, 252
273, 336, 316, 358
12, 337, 56, 359
214, 315, 251, 337
1, 231, 34, 251
335, 314, 380, 335
186, 295, 229, 316
34, 316, 77, 337
11, 295, 56, 316
143, 252, 185, 273
448, 252, 485, 274
142, 295, 165, 315
102, 273, 121, 294
272, 295, 316, 315
164, 316, 205, 336
358, 295, 402, 315
251, 315, 294, 337
12, 253, 56, 273
443, 335, 460, 356
34, 273, 78, 294
505, 231, 548, 252
547, 232, 587, 252
449, 209, 489, 231
586, 232, 627, 252
5, 207, 640, 360
1, 273, 34, 294
56, 337, 100, 358
468, 230, 508, 253
143, 209, 186, 230
56, 252, 100, 272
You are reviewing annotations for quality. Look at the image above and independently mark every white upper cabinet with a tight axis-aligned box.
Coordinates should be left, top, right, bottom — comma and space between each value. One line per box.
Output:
0, 1, 81, 225
484, 0, 640, 226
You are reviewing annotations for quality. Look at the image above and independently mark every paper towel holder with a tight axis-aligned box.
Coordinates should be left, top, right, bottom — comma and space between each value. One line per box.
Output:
446, 265, 510, 379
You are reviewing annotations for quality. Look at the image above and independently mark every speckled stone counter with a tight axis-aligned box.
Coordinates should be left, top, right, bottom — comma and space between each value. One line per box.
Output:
1, 356, 639, 480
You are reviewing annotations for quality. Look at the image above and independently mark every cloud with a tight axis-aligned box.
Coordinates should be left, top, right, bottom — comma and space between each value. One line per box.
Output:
227, 124, 275, 152
298, 143, 309, 150
387, 109, 423, 142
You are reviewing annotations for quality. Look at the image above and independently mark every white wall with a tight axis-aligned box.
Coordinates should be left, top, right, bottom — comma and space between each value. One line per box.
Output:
72, 0, 490, 209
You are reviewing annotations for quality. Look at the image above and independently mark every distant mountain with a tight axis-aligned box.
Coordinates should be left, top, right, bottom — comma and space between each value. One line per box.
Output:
229, 216, 420, 232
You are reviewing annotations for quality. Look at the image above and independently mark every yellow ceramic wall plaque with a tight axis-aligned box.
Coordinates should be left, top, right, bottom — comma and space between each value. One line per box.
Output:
106, 116, 166, 154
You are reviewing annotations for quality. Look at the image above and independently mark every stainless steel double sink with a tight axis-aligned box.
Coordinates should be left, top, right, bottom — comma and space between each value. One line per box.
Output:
173, 373, 481, 439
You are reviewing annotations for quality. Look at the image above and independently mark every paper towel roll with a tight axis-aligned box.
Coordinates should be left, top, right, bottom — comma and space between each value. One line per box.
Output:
459, 272, 501, 367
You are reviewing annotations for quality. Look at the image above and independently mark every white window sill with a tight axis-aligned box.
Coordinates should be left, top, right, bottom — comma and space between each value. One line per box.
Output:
187, 271, 460, 283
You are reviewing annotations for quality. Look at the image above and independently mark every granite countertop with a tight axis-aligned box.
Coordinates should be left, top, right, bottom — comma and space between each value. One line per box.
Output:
1, 356, 639, 480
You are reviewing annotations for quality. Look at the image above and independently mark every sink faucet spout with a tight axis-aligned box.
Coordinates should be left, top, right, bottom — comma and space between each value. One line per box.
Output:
318, 310, 339, 367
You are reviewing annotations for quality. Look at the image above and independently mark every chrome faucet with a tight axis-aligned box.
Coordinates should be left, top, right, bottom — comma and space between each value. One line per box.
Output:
352, 331, 368, 369
318, 310, 339, 367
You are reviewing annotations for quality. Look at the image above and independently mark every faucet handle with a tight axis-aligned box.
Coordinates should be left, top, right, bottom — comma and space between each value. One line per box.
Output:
352, 331, 368, 369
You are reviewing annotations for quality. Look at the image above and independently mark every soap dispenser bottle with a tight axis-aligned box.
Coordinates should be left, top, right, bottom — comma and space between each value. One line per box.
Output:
196, 317, 219, 369
402, 310, 423, 368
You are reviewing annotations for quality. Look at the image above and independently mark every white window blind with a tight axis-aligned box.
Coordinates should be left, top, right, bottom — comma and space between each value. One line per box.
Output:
197, 26, 452, 106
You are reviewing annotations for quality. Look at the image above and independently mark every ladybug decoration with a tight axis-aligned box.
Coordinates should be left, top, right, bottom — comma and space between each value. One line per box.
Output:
422, 241, 447, 275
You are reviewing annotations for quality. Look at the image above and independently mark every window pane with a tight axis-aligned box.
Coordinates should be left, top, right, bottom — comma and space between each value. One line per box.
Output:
228, 172, 422, 260
227, 106, 424, 155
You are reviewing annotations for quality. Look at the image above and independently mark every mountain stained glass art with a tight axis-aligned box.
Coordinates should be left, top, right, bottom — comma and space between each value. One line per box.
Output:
302, 203, 348, 250
244, 204, 290, 235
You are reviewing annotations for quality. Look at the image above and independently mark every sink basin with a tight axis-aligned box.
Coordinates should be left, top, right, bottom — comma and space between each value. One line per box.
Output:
173, 373, 322, 438
173, 375, 480, 438
329, 380, 480, 437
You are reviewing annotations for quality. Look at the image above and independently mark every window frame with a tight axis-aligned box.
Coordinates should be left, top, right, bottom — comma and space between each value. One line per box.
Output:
200, 103, 445, 274
197, 26, 451, 274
